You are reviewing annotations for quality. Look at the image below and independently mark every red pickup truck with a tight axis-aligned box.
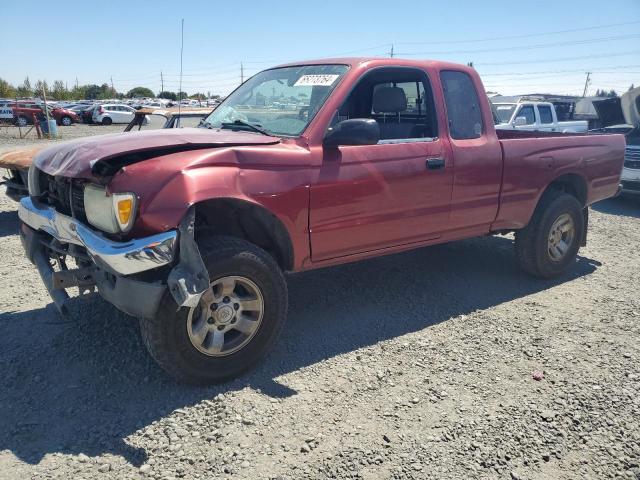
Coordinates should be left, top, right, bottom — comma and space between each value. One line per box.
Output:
17, 58, 625, 383
12, 102, 80, 127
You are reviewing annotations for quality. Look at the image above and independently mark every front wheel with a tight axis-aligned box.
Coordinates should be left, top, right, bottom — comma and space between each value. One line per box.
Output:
60, 115, 72, 126
515, 191, 584, 278
139, 236, 288, 384
101, 117, 113, 126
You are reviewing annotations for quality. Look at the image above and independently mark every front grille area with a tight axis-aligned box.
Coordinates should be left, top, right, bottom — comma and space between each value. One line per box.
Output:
621, 180, 640, 192
36, 169, 87, 222
625, 147, 640, 169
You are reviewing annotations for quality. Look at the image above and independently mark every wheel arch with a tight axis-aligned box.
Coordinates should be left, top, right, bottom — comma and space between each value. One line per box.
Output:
541, 173, 588, 208
193, 197, 295, 271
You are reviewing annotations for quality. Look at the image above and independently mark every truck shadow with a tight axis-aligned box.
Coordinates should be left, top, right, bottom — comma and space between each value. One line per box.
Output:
0, 235, 599, 466
591, 196, 640, 219
0, 210, 19, 238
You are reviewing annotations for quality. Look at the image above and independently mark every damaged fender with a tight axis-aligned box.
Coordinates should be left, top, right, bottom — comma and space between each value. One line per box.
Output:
167, 207, 210, 308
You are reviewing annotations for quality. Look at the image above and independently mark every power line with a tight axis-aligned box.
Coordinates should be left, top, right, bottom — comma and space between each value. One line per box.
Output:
396, 33, 640, 56
481, 64, 640, 76
394, 20, 640, 46
476, 50, 640, 66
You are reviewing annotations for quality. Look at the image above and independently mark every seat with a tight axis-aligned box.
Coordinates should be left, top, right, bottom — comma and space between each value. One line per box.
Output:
372, 86, 415, 140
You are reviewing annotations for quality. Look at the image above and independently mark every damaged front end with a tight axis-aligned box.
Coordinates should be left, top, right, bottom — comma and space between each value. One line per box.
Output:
18, 197, 210, 318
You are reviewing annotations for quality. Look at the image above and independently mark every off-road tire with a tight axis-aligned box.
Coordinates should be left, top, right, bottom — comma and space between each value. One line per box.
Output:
139, 236, 288, 384
101, 117, 113, 126
515, 190, 584, 278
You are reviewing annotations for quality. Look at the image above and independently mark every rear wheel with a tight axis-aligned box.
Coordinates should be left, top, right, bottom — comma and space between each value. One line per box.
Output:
101, 117, 113, 126
515, 190, 584, 278
15, 116, 28, 127
139, 236, 288, 384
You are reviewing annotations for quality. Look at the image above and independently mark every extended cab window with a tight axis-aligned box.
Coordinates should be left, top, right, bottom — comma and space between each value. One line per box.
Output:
336, 67, 438, 142
517, 105, 536, 125
440, 70, 483, 139
538, 105, 553, 124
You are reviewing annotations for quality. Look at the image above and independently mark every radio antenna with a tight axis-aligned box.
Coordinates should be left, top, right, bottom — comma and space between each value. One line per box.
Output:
177, 18, 184, 126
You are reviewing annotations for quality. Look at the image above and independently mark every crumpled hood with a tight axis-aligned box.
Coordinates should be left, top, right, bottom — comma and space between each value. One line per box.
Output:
33, 127, 280, 178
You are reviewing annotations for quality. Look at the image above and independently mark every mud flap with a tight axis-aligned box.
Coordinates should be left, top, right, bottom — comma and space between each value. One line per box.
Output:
581, 207, 588, 247
167, 207, 210, 308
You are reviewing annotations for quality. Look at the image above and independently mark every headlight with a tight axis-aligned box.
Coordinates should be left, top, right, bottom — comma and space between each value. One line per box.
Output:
27, 165, 40, 196
84, 184, 137, 233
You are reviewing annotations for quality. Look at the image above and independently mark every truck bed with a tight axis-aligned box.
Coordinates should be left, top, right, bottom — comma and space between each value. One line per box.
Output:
492, 131, 626, 231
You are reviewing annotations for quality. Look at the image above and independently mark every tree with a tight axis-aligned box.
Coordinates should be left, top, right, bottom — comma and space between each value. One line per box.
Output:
16, 76, 32, 98
33, 79, 49, 98
158, 91, 177, 100
71, 85, 87, 100
0, 78, 16, 98
608, 89, 617, 98
177, 91, 188, 100
126, 86, 155, 98
51, 80, 68, 100
629, 84, 635, 92
84, 84, 103, 100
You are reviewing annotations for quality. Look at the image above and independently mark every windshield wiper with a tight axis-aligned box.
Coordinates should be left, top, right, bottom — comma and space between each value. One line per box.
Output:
221, 120, 274, 136
198, 119, 213, 129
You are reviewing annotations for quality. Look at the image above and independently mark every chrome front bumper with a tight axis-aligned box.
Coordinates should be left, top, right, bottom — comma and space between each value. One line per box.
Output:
18, 196, 178, 276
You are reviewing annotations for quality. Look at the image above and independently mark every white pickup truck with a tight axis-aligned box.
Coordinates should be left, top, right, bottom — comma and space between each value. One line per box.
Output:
494, 101, 588, 133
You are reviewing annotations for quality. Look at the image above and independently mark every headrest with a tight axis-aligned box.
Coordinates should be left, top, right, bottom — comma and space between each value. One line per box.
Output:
372, 86, 407, 113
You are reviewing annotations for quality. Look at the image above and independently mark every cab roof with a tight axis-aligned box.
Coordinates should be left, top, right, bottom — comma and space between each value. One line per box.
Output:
273, 57, 472, 72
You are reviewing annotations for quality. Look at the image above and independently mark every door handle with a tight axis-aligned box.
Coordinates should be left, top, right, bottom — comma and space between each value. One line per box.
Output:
426, 158, 445, 170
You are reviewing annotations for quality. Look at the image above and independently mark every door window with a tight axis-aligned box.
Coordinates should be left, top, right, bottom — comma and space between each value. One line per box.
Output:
516, 105, 536, 125
538, 105, 553, 124
440, 70, 483, 139
336, 67, 438, 142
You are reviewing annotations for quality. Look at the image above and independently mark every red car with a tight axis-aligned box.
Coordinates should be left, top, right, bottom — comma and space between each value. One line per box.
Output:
18, 58, 625, 383
12, 102, 80, 127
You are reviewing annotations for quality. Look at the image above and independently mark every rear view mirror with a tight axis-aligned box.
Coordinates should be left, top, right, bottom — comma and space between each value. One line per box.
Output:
514, 116, 527, 126
324, 118, 380, 147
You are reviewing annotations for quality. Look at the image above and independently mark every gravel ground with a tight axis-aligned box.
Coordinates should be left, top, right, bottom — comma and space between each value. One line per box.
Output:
0, 130, 639, 479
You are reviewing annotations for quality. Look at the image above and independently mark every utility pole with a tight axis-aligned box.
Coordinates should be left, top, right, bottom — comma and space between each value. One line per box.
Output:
389, 44, 394, 58
161, 71, 164, 93
240, 62, 244, 84
110, 76, 114, 96
582, 72, 591, 97
75, 77, 79, 89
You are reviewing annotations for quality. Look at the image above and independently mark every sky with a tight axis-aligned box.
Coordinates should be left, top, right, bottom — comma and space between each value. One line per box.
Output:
1, 0, 639, 97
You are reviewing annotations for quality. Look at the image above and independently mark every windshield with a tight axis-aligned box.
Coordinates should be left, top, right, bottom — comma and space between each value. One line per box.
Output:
202, 64, 349, 137
494, 104, 517, 123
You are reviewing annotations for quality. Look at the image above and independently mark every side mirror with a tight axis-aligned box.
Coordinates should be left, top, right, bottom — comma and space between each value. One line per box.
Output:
324, 118, 380, 147
514, 116, 527, 127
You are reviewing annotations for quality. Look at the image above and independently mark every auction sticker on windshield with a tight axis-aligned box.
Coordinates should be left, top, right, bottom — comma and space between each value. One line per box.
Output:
294, 74, 340, 86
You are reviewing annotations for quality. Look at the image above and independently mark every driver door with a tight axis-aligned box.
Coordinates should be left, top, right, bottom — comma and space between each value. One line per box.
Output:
309, 69, 453, 261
